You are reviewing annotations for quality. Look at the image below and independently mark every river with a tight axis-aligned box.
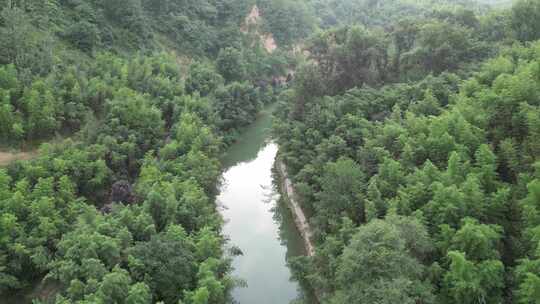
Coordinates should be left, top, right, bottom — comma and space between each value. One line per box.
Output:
218, 106, 308, 304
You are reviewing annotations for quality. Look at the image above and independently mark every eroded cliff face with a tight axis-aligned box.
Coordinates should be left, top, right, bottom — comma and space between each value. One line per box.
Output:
242, 5, 277, 53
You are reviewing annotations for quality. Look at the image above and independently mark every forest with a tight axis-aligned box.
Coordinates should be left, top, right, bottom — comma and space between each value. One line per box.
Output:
0, 0, 297, 303
273, 0, 540, 303
1, 0, 540, 303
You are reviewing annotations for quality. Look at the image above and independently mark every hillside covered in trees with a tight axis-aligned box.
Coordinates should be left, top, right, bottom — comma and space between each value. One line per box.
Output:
0, 0, 312, 303
274, 0, 540, 303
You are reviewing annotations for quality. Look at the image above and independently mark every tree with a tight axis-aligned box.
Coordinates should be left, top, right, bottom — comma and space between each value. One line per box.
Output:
520, 178, 540, 248
144, 189, 172, 232
0, 7, 53, 75
126, 282, 152, 304
212, 82, 260, 133
185, 62, 224, 97
305, 26, 389, 94
97, 89, 165, 176
0, 93, 17, 141
473, 144, 498, 193
442, 251, 504, 304
128, 226, 197, 304
257, 0, 315, 46
98, 266, 132, 303
64, 21, 100, 53
440, 217, 502, 261
511, 0, 540, 42
337, 26, 389, 88
331, 217, 434, 304
190, 287, 210, 304
515, 257, 540, 304
22, 80, 60, 139
316, 157, 366, 229
102, 0, 146, 30
216, 47, 246, 83
403, 21, 476, 75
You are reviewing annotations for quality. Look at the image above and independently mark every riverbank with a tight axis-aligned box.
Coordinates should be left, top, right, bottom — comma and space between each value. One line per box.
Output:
275, 157, 315, 256
276, 156, 326, 304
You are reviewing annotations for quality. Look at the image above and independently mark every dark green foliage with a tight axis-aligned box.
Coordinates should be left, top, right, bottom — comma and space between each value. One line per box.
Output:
97, 88, 165, 178
510, 0, 540, 42
216, 47, 247, 83
315, 158, 366, 232
64, 21, 101, 53
128, 226, 197, 303
0, 7, 54, 77
308, 0, 487, 29
257, 0, 316, 47
213, 82, 261, 135
298, 18, 486, 95
328, 217, 435, 304
185, 62, 224, 97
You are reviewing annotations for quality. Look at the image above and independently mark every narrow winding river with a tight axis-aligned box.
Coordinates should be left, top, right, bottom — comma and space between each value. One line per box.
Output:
218, 106, 307, 304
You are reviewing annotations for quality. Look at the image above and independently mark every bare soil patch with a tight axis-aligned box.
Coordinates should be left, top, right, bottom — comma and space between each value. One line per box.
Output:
0, 150, 37, 166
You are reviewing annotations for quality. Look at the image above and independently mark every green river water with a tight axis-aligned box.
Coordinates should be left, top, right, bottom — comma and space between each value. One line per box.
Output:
219, 106, 310, 304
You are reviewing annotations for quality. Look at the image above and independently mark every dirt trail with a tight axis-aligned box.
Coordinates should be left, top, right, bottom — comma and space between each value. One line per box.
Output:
0, 150, 37, 166
276, 158, 315, 256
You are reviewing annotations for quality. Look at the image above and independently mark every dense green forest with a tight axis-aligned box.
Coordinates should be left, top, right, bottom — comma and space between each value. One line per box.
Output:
2, 0, 540, 303
274, 0, 540, 303
0, 0, 306, 303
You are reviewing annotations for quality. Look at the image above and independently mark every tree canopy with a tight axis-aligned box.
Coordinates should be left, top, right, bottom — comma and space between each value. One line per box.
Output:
274, 0, 540, 303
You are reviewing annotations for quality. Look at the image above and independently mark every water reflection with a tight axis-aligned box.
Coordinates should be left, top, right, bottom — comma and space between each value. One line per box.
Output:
219, 143, 302, 304
218, 105, 309, 304
221, 106, 275, 169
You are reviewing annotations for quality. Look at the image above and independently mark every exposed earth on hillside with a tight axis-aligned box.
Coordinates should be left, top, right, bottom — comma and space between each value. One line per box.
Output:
243, 5, 278, 53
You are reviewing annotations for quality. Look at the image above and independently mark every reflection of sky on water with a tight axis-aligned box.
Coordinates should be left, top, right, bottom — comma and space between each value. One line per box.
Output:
220, 106, 275, 170
218, 143, 301, 304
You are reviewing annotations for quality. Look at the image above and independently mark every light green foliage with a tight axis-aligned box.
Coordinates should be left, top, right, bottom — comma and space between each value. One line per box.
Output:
442, 251, 504, 304
0, 1, 287, 302
515, 257, 540, 304
126, 283, 152, 304
3, 0, 540, 303
98, 267, 132, 303
274, 8, 540, 301
438, 217, 502, 261
521, 178, 540, 239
